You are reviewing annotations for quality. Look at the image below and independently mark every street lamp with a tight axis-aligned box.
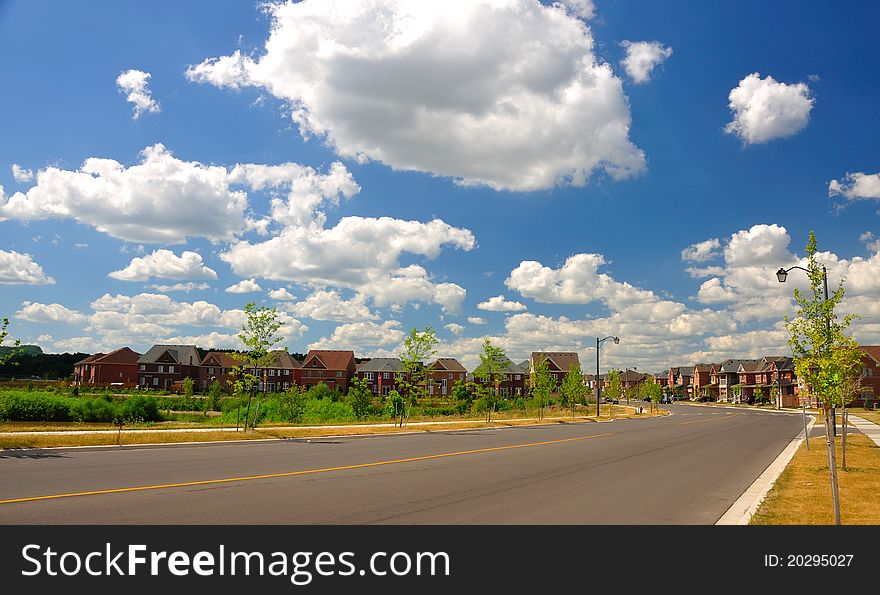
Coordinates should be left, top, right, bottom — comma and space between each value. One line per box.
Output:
596, 336, 620, 417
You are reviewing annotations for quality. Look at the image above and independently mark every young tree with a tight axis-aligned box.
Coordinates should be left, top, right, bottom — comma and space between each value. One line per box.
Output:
183, 376, 194, 398
279, 383, 307, 423
785, 231, 863, 525
753, 386, 765, 405
475, 339, 508, 422
604, 369, 622, 410
396, 327, 438, 427
0, 317, 21, 366
640, 380, 661, 412
560, 363, 586, 418
347, 376, 374, 420
530, 356, 554, 420
233, 302, 285, 431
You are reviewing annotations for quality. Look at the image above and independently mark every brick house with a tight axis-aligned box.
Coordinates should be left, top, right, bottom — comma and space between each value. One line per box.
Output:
199, 351, 241, 392
356, 358, 405, 396
137, 345, 202, 390
716, 359, 759, 402
300, 350, 356, 393
426, 358, 467, 397
73, 347, 141, 387
620, 369, 649, 393
530, 352, 581, 393
472, 357, 529, 398
691, 363, 717, 400
258, 351, 302, 393
854, 347, 880, 406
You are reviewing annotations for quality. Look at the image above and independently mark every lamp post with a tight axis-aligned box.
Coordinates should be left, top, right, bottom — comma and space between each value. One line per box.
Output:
596, 336, 620, 417
624, 366, 638, 407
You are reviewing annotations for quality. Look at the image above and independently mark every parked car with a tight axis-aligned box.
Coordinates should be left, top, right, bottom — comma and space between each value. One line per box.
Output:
660, 396, 671, 404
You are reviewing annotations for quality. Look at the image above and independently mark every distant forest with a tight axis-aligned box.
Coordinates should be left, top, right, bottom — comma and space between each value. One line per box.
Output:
0, 346, 88, 380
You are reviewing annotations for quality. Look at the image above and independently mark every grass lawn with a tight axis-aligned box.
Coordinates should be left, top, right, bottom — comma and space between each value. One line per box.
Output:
0, 405, 665, 449
750, 433, 880, 525
852, 409, 880, 426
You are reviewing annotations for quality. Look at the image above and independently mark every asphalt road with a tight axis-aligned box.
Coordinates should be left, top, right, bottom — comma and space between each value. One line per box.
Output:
0, 404, 805, 524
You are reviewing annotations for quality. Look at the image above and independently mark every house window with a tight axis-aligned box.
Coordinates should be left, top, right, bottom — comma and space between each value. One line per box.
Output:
138, 364, 145, 371
208, 367, 215, 375
158, 365, 164, 373
383, 372, 390, 379
269, 369, 276, 376
336, 371, 343, 377
365, 372, 374, 380
283, 382, 289, 389
139, 377, 146, 386
318, 371, 324, 378
152, 377, 159, 386
515, 375, 521, 380
168, 366, 174, 374
449, 373, 453, 379
284, 370, 290, 376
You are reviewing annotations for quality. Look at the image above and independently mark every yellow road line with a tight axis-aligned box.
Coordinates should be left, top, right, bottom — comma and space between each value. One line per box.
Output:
0, 432, 615, 506
678, 413, 739, 426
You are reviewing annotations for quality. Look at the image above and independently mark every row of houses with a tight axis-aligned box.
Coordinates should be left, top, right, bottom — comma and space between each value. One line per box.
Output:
72, 344, 880, 403
72, 347, 584, 397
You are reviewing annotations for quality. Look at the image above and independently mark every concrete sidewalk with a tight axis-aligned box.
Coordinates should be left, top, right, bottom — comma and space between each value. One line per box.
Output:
849, 415, 880, 447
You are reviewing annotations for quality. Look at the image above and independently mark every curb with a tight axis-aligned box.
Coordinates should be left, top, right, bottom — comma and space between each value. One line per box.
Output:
715, 416, 816, 525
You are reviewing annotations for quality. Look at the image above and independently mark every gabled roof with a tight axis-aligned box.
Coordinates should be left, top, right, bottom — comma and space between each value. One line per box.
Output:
303, 350, 354, 370
677, 366, 694, 376
357, 357, 403, 373
861, 346, 880, 364
620, 370, 649, 382
91, 347, 141, 365
511, 360, 531, 374
265, 350, 302, 370
692, 363, 714, 373
531, 352, 580, 373
718, 359, 759, 373
74, 353, 103, 366
738, 361, 763, 373
429, 358, 466, 372
137, 344, 201, 366
201, 351, 241, 369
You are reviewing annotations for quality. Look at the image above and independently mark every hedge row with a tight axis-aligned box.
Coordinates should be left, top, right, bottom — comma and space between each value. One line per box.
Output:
0, 393, 162, 423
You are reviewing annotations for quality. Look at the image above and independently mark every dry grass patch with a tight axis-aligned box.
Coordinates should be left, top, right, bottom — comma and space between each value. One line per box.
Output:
750, 433, 880, 525
852, 410, 880, 426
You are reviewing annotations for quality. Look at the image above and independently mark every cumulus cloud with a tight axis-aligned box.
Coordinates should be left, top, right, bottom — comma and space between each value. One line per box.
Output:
225, 279, 263, 294
829, 172, 880, 202
286, 289, 377, 322
467, 316, 487, 325
221, 219, 474, 312
116, 69, 161, 119
681, 238, 721, 263
147, 282, 211, 293
724, 73, 814, 144
109, 249, 217, 281
557, 0, 595, 19
16, 302, 86, 324
685, 266, 726, 279
187, 0, 645, 191
0, 144, 353, 244
476, 294, 527, 312
0, 249, 54, 284
309, 320, 404, 351
11, 164, 33, 183
268, 288, 296, 301
444, 323, 465, 336
619, 41, 672, 84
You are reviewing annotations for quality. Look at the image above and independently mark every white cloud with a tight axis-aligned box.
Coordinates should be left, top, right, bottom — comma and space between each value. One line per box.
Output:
74, 243, 88, 249
147, 282, 211, 293
695, 278, 737, 304
619, 41, 672, 84
109, 249, 218, 281
16, 302, 86, 324
557, 0, 595, 19
0, 249, 54, 285
116, 69, 160, 119
286, 289, 377, 322
724, 224, 791, 267
685, 266, 726, 278
187, 0, 645, 191
0, 144, 353, 244
11, 164, 33, 183
268, 288, 296, 301
467, 316, 487, 325
225, 279, 263, 294
860, 232, 880, 253
309, 320, 404, 351
681, 238, 721, 263
221, 218, 474, 311
829, 172, 880, 201
724, 73, 814, 144
444, 323, 464, 336
476, 294, 527, 312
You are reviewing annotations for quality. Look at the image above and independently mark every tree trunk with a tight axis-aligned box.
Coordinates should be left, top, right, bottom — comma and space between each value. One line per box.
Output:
243, 391, 253, 432
823, 404, 842, 525
252, 396, 261, 429
841, 405, 847, 472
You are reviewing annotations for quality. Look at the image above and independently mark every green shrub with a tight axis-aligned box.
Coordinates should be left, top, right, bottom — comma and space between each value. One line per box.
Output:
68, 397, 117, 422
301, 397, 356, 424
0, 392, 71, 421
119, 396, 161, 422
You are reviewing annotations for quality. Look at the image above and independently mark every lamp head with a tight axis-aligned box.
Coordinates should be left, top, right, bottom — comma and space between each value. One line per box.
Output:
776, 268, 788, 283
613, 337, 620, 344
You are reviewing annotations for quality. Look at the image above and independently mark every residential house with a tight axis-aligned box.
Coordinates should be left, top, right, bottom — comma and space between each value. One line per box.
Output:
716, 359, 759, 402
357, 358, 405, 396
73, 347, 141, 387
137, 345, 202, 390
426, 358, 467, 397
199, 351, 241, 392
672, 366, 694, 398
691, 363, 716, 400
300, 350, 356, 393
620, 369, 649, 393
530, 352, 581, 392
855, 347, 880, 406
258, 350, 302, 393
472, 357, 529, 397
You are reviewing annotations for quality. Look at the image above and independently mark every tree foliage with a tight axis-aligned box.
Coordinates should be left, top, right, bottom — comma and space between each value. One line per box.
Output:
604, 369, 622, 401
346, 376, 374, 420
396, 327, 438, 425
530, 356, 554, 418
0, 317, 21, 366
560, 363, 586, 415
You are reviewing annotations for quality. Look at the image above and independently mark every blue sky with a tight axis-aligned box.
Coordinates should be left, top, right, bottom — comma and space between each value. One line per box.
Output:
1, 0, 879, 371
